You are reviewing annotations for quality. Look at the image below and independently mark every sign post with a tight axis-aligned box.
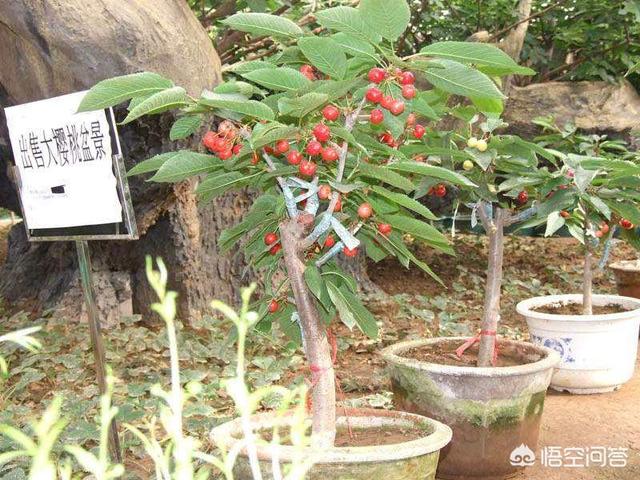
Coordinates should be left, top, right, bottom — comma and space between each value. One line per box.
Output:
4, 91, 138, 463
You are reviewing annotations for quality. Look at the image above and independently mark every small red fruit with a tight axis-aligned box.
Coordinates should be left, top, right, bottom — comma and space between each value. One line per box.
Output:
380, 132, 395, 146
306, 140, 323, 156
413, 125, 426, 139
268, 300, 279, 313
357, 202, 373, 219
318, 184, 331, 200
299, 160, 317, 177
213, 137, 228, 152
263, 145, 275, 155
370, 109, 384, 125
322, 105, 340, 121
378, 223, 392, 236
399, 71, 415, 85
202, 131, 217, 151
312, 123, 331, 142
300, 64, 316, 80
368, 67, 386, 84
401, 84, 416, 99
366, 87, 383, 103
287, 150, 302, 165
334, 195, 342, 211
269, 243, 281, 255
380, 95, 395, 110
406, 113, 416, 126
620, 219, 634, 229
324, 234, 336, 248
517, 190, 529, 205
390, 100, 405, 116
264, 232, 278, 245
232, 143, 242, 155
600, 223, 610, 234
275, 139, 290, 154
595, 230, 604, 238
322, 147, 338, 163
433, 184, 447, 197
560, 210, 570, 218
343, 246, 359, 257
218, 149, 233, 160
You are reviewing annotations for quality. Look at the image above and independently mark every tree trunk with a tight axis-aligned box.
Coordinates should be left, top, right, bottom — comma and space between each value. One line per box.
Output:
501, 0, 533, 94
583, 248, 593, 315
280, 215, 336, 448
477, 208, 505, 367
0, 0, 253, 326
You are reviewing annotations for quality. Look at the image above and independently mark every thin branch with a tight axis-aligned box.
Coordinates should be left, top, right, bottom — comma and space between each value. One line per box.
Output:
488, 0, 568, 41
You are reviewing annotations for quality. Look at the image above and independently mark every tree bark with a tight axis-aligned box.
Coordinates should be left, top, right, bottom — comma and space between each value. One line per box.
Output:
280, 215, 336, 448
477, 208, 505, 367
583, 248, 593, 315
0, 0, 252, 325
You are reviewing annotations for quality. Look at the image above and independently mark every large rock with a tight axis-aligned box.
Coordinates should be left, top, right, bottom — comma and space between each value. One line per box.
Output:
504, 80, 640, 138
0, 1, 252, 326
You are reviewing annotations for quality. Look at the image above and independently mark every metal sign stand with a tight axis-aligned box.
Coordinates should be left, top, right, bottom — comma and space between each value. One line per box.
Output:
76, 240, 122, 463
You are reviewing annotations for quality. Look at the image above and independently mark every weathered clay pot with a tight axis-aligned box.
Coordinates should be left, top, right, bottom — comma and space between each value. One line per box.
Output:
517, 294, 640, 393
210, 408, 452, 480
382, 338, 559, 480
610, 260, 640, 299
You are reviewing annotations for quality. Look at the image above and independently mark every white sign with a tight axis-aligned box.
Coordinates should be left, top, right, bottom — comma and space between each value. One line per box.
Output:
5, 91, 123, 230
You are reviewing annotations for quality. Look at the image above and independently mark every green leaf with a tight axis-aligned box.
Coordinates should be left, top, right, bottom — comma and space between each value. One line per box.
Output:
196, 171, 258, 203
586, 195, 612, 220
545, 212, 565, 237
314, 7, 379, 43
77, 72, 174, 112
298, 36, 347, 79
326, 281, 378, 338
423, 59, 505, 100
331, 33, 376, 58
357, 163, 414, 192
370, 186, 437, 220
127, 152, 179, 177
359, 0, 410, 41
497, 176, 542, 192
199, 92, 275, 120
605, 200, 640, 225
170, 115, 203, 141
383, 214, 453, 254
122, 86, 190, 124
305, 266, 332, 311
389, 162, 476, 187
150, 152, 222, 183
419, 41, 535, 76
225, 61, 277, 74
278, 93, 329, 117
251, 123, 299, 149
243, 67, 311, 92
222, 12, 303, 38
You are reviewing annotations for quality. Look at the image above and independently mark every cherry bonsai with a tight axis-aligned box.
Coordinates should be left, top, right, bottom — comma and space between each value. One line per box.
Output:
80, 0, 530, 448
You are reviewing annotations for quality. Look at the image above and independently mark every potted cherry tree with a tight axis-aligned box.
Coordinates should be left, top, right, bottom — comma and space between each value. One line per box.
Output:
382, 115, 561, 479
516, 152, 640, 394
75, 0, 530, 476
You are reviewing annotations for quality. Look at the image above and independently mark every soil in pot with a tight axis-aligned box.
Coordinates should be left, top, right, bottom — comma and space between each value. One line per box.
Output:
532, 302, 629, 315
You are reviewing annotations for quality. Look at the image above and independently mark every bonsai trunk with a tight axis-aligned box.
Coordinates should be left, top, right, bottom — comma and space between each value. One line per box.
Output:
279, 214, 336, 448
583, 247, 594, 315
477, 208, 505, 367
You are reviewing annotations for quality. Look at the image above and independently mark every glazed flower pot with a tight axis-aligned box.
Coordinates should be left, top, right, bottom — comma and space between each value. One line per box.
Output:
382, 338, 559, 480
517, 293, 640, 394
610, 260, 640, 299
210, 408, 452, 480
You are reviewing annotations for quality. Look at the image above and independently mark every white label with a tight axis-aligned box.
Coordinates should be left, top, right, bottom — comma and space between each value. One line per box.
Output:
5, 91, 123, 230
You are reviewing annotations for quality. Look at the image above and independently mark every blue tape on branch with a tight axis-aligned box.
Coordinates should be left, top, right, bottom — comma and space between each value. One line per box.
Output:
305, 212, 333, 245
315, 241, 344, 267
510, 205, 538, 224
330, 216, 360, 250
304, 177, 320, 215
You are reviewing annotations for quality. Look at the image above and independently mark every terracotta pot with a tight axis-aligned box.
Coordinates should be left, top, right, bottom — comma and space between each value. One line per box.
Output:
610, 260, 640, 299
382, 338, 559, 480
210, 408, 452, 480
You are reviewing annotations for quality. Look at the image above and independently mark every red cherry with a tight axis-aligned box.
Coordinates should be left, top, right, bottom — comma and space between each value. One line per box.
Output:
399, 71, 415, 85
213, 137, 228, 152
517, 190, 529, 205
322, 105, 340, 121
357, 202, 373, 219
366, 87, 383, 103
202, 131, 217, 151
620, 219, 634, 229
433, 184, 447, 197
287, 150, 303, 165
269, 243, 282, 255
600, 223, 610, 234
232, 144, 242, 155
401, 85, 416, 99
368, 67, 386, 84
318, 184, 331, 200
306, 140, 323, 156
343, 246, 359, 257
334, 195, 342, 211
312, 124, 331, 142
413, 125, 426, 139
251, 152, 259, 165
275, 139, 290, 154
263, 145, 275, 155
324, 234, 336, 248
268, 300, 279, 313
595, 230, 604, 238
380, 95, 395, 110
300, 64, 316, 80
406, 113, 416, 126
380, 132, 395, 146
370, 109, 384, 125
218, 149, 233, 160
264, 232, 278, 245
322, 147, 338, 163
560, 210, 570, 218
390, 100, 405, 116
299, 160, 317, 177
378, 223, 392, 236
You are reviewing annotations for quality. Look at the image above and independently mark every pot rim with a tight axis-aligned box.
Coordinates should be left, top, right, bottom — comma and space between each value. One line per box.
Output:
516, 294, 640, 322
210, 407, 452, 464
610, 260, 640, 272
380, 337, 560, 378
